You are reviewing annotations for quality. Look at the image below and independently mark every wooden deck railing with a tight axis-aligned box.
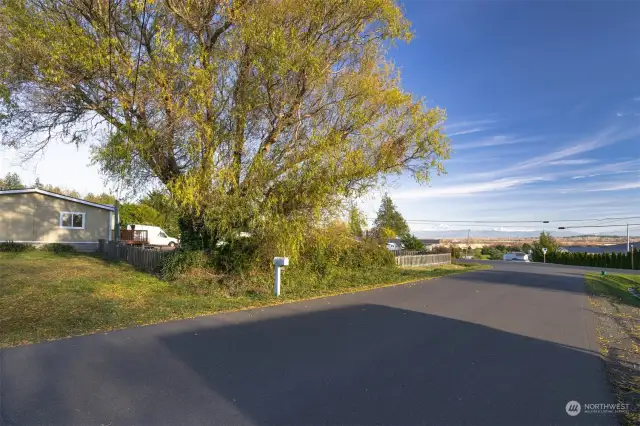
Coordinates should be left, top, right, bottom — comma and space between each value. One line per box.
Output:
113, 229, 148, 245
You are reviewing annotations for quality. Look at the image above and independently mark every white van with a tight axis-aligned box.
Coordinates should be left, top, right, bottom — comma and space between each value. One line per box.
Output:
128, 225, 179, 247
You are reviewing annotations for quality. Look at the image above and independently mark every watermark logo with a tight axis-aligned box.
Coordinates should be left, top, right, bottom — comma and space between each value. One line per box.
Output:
565, 401, 581, 416
565, 400, 630, 416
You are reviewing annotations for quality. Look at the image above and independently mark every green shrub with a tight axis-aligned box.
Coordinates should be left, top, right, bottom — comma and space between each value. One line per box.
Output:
431, 246, 452, 254
486, 248, 504, 260
162, 223, 396, 284
300, 228, 394, 276
544, 249, 638, 270
161, 249, 210, 280
0, 241, 35, 252
212, 238, 261, 274
39, 243, 76, 253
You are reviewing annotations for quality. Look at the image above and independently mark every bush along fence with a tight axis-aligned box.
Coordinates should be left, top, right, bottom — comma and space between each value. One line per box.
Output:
395, 253, 451, 267
99, 240, 167, 273
543, 249, 639, 270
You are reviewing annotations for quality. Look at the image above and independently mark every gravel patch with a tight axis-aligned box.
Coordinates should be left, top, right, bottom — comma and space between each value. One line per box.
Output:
589, 293, 640, 426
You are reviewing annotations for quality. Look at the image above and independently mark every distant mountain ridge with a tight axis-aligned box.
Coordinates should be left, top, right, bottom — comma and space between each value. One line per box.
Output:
411, 229, 637, 239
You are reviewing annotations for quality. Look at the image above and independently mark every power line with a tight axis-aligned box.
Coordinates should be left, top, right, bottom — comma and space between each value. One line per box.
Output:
368, 216, 640, 224
558, 223, 640, 229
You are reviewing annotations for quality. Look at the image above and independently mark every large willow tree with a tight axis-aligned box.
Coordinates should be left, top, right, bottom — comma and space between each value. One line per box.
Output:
0, 0, 449, 251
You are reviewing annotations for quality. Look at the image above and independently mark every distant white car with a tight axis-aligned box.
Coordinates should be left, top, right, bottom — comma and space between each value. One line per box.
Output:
387, 242, 399, 250
503, 252, 530, 262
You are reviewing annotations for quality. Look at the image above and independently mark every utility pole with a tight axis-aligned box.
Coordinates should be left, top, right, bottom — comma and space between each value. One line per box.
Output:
465, 229, 470, 259
114, 199, 120, 243
627, 223, 630, 253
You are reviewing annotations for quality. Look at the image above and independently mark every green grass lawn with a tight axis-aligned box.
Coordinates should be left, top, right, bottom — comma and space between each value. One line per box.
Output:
585, 273, 640, 307
0, 251, 489, 347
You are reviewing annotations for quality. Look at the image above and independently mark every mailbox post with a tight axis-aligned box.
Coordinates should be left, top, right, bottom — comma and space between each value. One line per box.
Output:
273, 257, 289, 297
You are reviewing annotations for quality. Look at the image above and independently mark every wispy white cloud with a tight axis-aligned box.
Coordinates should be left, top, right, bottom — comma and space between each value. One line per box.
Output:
495, 126, 639, 176
449, 127, 490, 137
445, 119, 496, 137
633, 96, 640, 101
446, 119, 497, 130
564, 160, 640, 179
492, 227, 537, 232
571, 174, 601, 180
394, 177, 547, 199
445, 156, 502, 164
548, 159, 597, 166
586, 182, 640, 192
454, 135, 538, 150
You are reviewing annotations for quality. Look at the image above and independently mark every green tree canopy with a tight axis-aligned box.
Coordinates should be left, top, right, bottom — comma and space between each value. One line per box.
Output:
347, 205, 367, 238
139, 190, 180, 236
85, 192, 117, 205
0, 172, 24, 190
530, 231, 559, 261
538, 231, 558, 251
40, 184, 81, 198
373, 194, 409, 238
400, 233, 424, 251
1, 0, 449, 255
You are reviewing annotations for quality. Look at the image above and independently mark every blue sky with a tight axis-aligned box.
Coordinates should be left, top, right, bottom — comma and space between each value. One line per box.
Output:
360, 0, 640, 235
1, 0, 639, 235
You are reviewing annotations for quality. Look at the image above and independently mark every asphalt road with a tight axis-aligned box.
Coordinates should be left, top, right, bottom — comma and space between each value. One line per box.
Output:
0, 262, 626, 425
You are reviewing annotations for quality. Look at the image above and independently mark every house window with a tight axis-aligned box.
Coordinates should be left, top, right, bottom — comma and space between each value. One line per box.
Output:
59, 212, 85, 229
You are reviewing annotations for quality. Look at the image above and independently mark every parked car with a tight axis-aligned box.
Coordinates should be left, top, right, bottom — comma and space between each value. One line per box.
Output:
128, 225, 179, 247
387, 242, 400, 250
503, 252, 530, 262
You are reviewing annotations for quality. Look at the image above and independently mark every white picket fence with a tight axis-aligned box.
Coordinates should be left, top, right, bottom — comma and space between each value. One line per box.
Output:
395, 253, 451, 267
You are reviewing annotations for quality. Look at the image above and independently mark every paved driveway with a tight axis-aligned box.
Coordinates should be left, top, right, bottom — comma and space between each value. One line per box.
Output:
0, 262, 622, 425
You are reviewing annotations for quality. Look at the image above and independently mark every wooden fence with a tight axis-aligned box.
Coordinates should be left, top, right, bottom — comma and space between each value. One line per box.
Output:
391, 249, 432, 257
100, 241, 167, 273
395, 253, 451, 267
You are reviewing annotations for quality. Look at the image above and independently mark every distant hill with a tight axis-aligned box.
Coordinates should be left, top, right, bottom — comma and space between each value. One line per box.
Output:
411, 228, 639, 240
412, 229, 579, 239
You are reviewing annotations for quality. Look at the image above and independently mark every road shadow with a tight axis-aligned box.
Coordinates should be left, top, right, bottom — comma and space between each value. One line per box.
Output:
158, 304, 614, 425
2, 304, 616, 425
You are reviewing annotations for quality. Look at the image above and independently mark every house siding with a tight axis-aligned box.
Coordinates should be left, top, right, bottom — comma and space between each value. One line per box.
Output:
0, 193, 39, 241
0, 193, 111, 249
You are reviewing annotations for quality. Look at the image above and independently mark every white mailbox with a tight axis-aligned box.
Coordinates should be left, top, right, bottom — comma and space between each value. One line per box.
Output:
273, 257, 289, 267
273, 257, 289, 296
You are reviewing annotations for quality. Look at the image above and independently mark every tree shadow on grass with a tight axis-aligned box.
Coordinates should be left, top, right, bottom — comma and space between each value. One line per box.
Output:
2, 304, 617, 425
